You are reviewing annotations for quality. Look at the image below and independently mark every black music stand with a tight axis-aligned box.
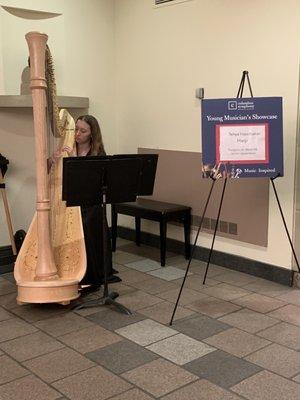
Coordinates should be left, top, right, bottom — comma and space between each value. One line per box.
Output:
62, 154, 158, 314
0, 154, 9, 180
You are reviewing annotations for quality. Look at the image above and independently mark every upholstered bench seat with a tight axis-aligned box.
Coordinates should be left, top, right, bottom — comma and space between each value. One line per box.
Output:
111, 198, 191, 266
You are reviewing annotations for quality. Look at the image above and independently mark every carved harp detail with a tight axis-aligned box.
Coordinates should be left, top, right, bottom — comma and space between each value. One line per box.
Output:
14, 32, 86, 305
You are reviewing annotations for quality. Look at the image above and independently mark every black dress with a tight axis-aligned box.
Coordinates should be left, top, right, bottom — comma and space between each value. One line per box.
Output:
80, 204, 113, 285
80, 151, 118, 286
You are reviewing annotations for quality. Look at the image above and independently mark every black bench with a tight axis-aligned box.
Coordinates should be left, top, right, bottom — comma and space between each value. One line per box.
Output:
111, 198, 191, 266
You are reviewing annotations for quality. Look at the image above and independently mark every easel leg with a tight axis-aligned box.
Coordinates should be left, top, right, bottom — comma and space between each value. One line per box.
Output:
170, 178, 216, 325
203, 177, 228, 284
270, 177, 300, 273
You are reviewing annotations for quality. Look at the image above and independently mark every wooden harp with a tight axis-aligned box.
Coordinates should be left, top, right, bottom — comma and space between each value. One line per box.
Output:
14, 32, 86, 305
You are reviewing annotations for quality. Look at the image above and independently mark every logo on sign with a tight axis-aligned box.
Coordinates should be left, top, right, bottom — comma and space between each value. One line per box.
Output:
228, 101, 237, 110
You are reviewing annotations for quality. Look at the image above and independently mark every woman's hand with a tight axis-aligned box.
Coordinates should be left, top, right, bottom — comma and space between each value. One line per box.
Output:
62, 145, 76, 157
48, 145, 76, 173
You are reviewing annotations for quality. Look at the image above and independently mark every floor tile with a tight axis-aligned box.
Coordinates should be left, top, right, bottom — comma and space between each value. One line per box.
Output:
231, 370, 300, 400
113, 250, 145, 264
105, 282, 137, 296
53, 365, 132, 400
86, 339, 158, 374
184, 350, 262, 389
211, 270, 259, 287
0, 278, 16, 295
276, 289, 300, 306
113, 262, 132, 273
257, 322, 300, 350
0, 317, 37, 342
118, 290, 163, 311
115, 319, 177, 346
197, 264, 229, 278
161, 379, 243, 400
34, 312, 94, 337
23, 348, 95, 383
165, 255, 189, 266
174, 261, 227, 277
119, 243, 177, 262
172, 314, 230, 341
10, 303, 68, 323
232, 293, 287, 313
203, 328, 270, 357
243, 279, 292, 297
1, 272, 16, 283
115, 238, 132, 248
109, 388, 154, 399
59, 325, 122, 353
294, 374, 300, 383
186, 296, 241, 318
121, 358, 198, 397
173, 275, 221, 290
125, 258, 161, 272
128, 276, 179, 295
199, 283, 250, 301
146, 333, 215, 365
0, 355, 29, 384
170, 260, 204, 274
0, 292, 18, 310
157, 287, 208, 305
148, 266, 192, 281
87, 308, 146, 331
218, 308, 279, 333
120, 269, 151, 284
268, 304, 300, 326
139, 300, 195, 324
0, 375, 61, 400
0, 306, 14, 321
245, 343, 300, 378
0, 331, 65, 361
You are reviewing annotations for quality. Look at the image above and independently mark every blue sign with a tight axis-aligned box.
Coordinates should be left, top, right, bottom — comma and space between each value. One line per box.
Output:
201, 97, 283, 178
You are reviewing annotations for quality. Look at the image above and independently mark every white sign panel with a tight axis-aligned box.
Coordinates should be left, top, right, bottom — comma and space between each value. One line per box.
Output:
216, 123, 269, 164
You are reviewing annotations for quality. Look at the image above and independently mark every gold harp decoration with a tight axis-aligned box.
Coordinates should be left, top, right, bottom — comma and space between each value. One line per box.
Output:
14, 32, 86, 305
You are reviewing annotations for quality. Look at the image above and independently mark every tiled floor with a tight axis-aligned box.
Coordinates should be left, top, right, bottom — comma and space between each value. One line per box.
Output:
0, 239, 300, 399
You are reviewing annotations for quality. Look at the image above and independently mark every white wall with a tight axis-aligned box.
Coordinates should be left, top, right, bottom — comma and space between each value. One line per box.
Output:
1, 0, 300, 271
114, 0, 300, 269
0, 0, 116, 245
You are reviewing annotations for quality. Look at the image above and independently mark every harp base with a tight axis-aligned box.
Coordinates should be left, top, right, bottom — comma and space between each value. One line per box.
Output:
16, 279, 80, 305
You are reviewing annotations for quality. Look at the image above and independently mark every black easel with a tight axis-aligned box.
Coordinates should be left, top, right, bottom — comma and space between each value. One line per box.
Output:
63, 154, 158, 314
170, 71, 299, 325
201, 71, 252, 284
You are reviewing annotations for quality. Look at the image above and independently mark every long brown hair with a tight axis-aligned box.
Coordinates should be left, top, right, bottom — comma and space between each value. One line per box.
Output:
76, 115, 105, 155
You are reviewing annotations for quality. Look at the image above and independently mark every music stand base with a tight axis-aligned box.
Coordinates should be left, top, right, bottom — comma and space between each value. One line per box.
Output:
73, 291, 133, 315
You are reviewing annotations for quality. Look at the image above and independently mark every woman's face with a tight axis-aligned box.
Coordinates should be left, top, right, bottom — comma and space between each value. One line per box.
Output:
75, 119, 92, 145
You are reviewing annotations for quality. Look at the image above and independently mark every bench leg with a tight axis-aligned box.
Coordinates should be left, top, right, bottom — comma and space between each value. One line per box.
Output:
160, 218, 167, 266
111, 205, 117, 252
184, 211, 191, 260
135, 217, 141, 246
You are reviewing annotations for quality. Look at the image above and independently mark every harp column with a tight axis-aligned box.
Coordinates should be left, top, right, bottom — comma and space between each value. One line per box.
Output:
26, 31, 58, 280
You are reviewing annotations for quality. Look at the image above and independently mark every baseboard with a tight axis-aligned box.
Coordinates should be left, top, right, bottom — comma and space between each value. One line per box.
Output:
3, 230, 294, 286
0, 245, 15, 274
117, 226, 294, 286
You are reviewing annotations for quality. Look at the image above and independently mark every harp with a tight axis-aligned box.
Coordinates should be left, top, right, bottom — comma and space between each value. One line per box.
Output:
14, 32, 86, 305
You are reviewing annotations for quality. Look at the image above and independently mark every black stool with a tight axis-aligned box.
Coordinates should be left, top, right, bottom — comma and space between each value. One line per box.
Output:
111, 198, 191, 266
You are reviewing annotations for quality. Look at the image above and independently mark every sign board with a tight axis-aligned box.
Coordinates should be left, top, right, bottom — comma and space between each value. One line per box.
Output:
202, 97, 283, 178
